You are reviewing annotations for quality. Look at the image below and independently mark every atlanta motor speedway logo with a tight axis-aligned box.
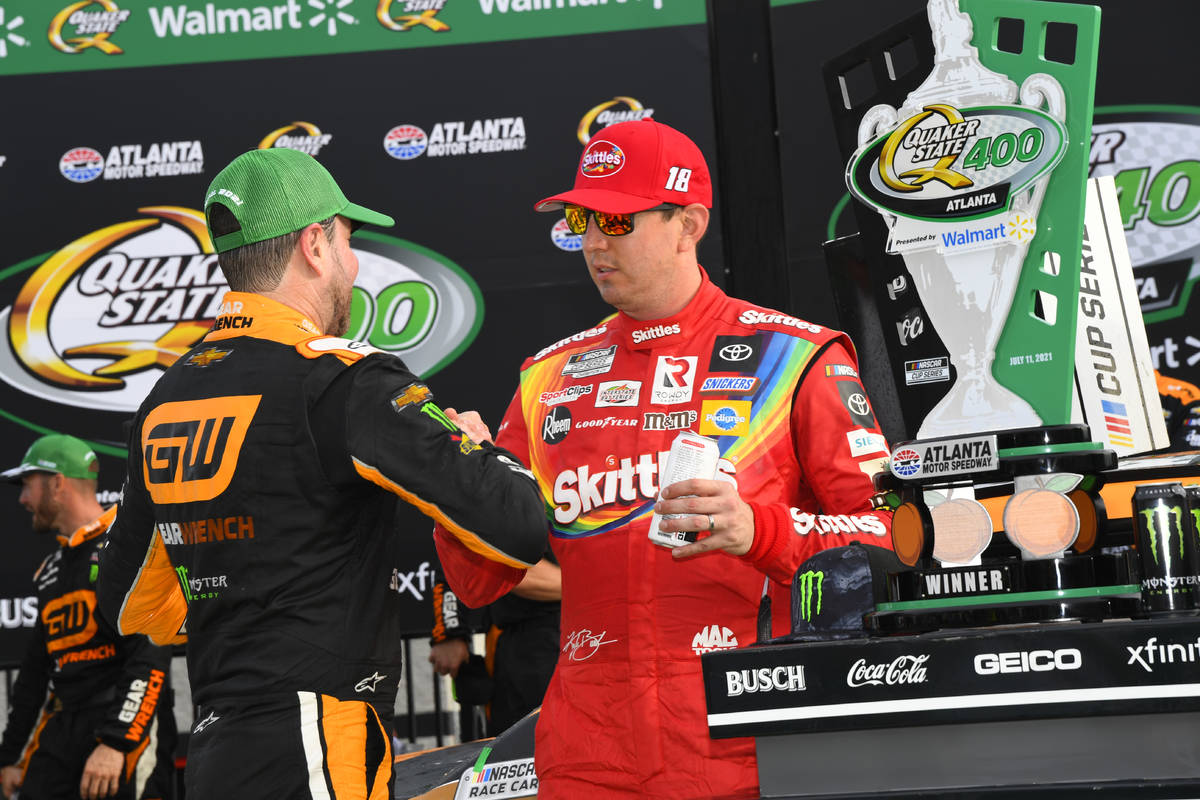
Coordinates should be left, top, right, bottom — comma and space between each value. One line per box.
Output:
0, 208, 481, 413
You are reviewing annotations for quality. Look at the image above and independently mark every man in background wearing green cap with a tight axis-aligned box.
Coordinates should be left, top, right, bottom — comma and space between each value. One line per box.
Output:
0, 435, 176, 800
98, 148, 546, 799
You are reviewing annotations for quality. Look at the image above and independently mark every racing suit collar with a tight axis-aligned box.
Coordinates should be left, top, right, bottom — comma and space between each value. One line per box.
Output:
63, 505, 117, 548
204, 291, 323, 345
613, 266, 724, 351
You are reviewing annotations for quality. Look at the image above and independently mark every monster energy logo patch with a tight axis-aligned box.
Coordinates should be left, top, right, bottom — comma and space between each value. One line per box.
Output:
175, 565, 225, 602
1140, 504, 1184, 565
797, 570, 824, 622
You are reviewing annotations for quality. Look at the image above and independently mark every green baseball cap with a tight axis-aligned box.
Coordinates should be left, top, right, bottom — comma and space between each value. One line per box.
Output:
2, 435, 99, 482
204, 148, 395, 254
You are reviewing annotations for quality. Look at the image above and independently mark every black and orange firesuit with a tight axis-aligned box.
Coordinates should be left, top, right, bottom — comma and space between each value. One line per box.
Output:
0, 507, 175, 799
97, 293, 545, 800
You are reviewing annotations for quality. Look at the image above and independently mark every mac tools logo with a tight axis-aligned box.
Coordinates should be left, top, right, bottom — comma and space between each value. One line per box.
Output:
0, 212, 481, 413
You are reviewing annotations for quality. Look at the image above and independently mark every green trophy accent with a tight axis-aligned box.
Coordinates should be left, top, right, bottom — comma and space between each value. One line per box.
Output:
797, 570, 824, 621
964, 0, 1101, 424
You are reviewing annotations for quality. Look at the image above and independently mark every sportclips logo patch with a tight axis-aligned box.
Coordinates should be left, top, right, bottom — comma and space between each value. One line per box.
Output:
0, 213, 481, 413
49, 1, 131, 54
848, 103, 1065, 253
577, 96, 654, 145
259, 121, 332, 155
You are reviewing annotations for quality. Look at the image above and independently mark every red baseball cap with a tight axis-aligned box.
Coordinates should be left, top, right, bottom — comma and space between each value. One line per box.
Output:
535, 118, 712, 214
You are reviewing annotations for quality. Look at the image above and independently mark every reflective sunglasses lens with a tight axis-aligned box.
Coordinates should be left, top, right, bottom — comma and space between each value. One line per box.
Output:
563, 205, 589, 234
594, 211, 634, 236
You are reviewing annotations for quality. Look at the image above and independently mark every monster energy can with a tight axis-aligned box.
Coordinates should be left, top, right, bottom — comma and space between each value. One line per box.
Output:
1133, 482, 1199, 614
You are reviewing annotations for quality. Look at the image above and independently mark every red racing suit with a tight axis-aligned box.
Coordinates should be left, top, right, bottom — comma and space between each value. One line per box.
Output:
435, 270, 893, 799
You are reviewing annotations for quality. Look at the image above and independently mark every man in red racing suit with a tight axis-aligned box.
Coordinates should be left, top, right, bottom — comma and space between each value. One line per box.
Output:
435, 119, 893, 799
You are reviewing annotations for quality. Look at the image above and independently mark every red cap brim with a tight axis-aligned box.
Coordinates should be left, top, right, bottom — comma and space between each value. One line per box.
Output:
535, 187, 665, 215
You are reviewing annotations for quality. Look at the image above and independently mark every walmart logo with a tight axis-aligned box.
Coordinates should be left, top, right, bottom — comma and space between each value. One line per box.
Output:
0, 7, 28, 57
308, 0, 356, 35
149, 0, 356, 38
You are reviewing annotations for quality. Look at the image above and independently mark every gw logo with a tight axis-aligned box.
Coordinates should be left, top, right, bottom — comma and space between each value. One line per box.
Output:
43, 590, 98, 653
141, 395, 261, 504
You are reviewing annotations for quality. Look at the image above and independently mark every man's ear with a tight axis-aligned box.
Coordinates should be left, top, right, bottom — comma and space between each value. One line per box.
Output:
678, 204, 709, 252
296, 222, 330, 275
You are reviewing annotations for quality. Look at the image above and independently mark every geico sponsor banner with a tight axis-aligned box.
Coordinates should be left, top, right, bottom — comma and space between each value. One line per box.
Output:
703, 617, 1200, 737
0, 213, 481, 416
0, 0, 705, 77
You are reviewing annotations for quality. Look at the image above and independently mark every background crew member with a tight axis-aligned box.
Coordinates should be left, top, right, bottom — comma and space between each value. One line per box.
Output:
434, 119, 895, 798
0, 435, 175, 800
429, 553, 560, 737
97, 148, 547, 800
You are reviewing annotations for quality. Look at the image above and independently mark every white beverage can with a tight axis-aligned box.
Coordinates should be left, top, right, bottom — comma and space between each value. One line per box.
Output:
648, 430, 720, 548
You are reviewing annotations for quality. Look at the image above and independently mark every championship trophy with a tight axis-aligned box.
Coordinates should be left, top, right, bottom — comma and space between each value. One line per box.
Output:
822, 0, 1152, 629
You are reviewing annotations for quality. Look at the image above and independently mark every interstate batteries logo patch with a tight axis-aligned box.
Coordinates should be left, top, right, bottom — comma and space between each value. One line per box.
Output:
0, 212, 481, 413
848, 103, 1065, 236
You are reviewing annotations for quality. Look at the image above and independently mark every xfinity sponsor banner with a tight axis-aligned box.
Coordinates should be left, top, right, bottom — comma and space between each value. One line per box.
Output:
703, 616, 1200, 738
0, 0, 704, 76
1070, 177, 1168, 455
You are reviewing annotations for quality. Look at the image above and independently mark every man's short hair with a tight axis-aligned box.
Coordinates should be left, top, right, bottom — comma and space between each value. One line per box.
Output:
210, 205, 336, 293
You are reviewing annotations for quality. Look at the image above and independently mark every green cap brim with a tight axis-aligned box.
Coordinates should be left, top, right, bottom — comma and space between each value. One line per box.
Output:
342, 202, 394, 230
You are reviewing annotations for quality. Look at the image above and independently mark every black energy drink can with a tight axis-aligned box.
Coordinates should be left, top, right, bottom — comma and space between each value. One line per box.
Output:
1133, 482, 1199, 614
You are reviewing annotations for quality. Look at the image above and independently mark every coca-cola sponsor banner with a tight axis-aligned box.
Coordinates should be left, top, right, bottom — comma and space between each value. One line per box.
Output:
0, 16, 720, 656
703, 615, 1200, 738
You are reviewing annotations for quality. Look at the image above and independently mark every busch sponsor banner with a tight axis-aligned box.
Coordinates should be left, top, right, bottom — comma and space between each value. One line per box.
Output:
703, 616, 1200, 738
1069, 177, 1169, 455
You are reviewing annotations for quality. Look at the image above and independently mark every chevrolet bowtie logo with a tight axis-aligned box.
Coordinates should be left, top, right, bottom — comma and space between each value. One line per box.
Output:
186, 347, 232, 367
391, 383, 432, 412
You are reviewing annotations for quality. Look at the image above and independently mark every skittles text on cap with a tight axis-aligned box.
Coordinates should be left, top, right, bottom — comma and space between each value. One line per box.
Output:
535, 118, 713, 214
204, 148, 395, 254
2, 434, 99, 482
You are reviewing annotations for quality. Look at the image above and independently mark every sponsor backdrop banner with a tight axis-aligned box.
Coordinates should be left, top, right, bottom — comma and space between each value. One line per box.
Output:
0, 0, 1194, 659
0, 3, 722, 655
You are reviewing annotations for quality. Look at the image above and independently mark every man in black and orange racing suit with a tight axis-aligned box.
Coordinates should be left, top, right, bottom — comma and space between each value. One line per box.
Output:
0, 435, 175, 800
96, 148, 546, 800
1156, 370, 1200, 451
433, 119, 894, 799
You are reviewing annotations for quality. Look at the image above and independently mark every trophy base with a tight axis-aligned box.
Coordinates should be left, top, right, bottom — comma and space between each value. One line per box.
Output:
868, 552, 1143, 634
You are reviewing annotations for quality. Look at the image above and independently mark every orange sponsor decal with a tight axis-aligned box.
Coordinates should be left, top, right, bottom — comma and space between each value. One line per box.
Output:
43, 590, 97, 653
141, 395, 261, 504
